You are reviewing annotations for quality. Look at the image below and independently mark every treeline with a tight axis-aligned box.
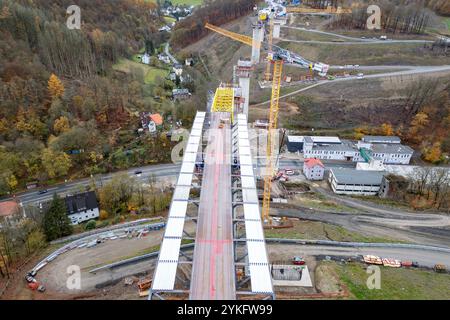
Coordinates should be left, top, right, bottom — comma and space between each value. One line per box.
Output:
302, 0, 342, 9
169, 0, 257, 49
354, 79, 450, 164
1, 0, 159, 78
423, 0, 450, 16
329, 0, 432, 34
0, 0, 191, 195
384, 168, 450, 211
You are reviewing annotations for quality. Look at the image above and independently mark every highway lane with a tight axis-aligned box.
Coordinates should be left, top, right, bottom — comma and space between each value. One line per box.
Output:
2, 157, 354, 207
2, 163, 181, 206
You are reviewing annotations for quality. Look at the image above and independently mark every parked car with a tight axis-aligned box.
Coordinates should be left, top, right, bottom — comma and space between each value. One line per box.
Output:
285, 169, 295, 176
134, 170, 143, 175
292, 256, 305, 265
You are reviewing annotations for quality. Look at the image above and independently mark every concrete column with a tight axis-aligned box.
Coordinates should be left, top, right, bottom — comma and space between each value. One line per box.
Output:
251, 26, 262, 64
238, 76, 250, 117
273, 23, 281, 39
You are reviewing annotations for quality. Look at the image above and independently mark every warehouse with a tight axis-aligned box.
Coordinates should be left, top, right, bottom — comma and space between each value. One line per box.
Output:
286, 135, 341, 152
328, 168, 385, 195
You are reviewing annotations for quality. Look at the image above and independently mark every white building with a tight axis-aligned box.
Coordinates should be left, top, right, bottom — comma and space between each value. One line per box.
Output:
328, 168, 385, 195
173, 63, 183, 76
303, 158, 325, 180
141, 53, 150, 65
293, 135, 413, 165
65, 191, 99, 225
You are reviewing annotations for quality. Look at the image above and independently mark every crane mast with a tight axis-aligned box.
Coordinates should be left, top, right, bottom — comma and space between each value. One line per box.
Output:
204, 22, 329, 225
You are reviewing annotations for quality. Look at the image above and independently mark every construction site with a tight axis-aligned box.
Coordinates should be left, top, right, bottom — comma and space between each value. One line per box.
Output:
2, 0, 450, 303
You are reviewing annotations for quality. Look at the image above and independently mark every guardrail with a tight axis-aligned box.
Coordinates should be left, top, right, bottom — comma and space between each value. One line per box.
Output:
86, 238, 450, 274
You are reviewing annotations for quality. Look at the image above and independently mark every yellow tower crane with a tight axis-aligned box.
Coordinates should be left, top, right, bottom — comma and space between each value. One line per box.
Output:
204, 22, 329, 224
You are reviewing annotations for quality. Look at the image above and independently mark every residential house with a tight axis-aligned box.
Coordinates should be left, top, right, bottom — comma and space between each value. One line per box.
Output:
173, 63, 183, 76
65, 191, 99, 225
158, 54, 171, 64
172, 88, 191, 100
141, 53, 150, 65
185, 58, 194, 66
0, 201, 23, 228
149, 113, 163, 133
303, 158, 325, 180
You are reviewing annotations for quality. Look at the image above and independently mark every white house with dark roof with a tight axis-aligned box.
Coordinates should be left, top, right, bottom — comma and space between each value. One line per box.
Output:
65, 191, 99, 225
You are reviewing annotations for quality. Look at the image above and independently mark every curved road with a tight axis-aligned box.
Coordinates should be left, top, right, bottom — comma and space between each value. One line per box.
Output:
281, 26, 435, 44
253, 65, 450, 106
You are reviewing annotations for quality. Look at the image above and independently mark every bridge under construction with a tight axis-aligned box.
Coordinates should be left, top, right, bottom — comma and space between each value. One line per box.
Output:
149, 0, 339, 300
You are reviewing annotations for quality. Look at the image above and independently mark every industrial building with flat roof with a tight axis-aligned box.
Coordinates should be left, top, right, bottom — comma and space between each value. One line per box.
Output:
328, 168, 385, 195
287, 134, 414, 165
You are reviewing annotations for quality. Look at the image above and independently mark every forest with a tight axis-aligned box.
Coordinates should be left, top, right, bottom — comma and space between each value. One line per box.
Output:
169, 0, 257, 48
0, 0, 200, 195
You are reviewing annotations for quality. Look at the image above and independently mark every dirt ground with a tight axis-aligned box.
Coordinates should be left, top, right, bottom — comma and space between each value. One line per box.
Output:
1, 221, 196, 300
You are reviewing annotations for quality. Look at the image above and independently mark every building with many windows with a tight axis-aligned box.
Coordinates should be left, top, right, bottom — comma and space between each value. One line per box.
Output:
303, 158, 325, 180
328, 168, 385, 195
288, 135, 414, 165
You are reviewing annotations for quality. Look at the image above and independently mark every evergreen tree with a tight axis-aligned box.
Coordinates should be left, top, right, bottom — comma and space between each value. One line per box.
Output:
42, 194, 73, 241
145, 39, 154, 55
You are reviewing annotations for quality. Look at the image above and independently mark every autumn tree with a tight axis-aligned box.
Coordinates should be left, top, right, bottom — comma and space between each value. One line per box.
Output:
408, 112, 429, 140
47, 73, 65, 100
423, 142, 442, 163
381, 123, 394, 136
53, 116, 70, 135
41, 148, 72, 178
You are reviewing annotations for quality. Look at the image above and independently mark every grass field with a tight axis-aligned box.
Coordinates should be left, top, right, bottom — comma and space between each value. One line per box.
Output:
264, 220, 405, 243
113, 58, 168, 85
328, 261, 450, 299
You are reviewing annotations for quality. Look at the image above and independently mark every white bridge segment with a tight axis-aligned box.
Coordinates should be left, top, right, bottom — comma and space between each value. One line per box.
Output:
151, 111, 205, 292
236, 113, 274, 295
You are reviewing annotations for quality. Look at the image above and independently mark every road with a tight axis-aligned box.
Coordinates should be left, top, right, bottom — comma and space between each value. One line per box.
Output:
253, 65, 450, 106
2, 163, 181, 206
281, 26, 435, 44
2, 157, 354, 208
190, 112, 235, 300
164, 42, 179, 64
267, 244, 450, 268
272, 184, 450, 247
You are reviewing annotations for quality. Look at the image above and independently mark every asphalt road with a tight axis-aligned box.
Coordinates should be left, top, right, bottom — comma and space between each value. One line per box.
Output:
267, 244, 450, 268
253, 65, 450, 106
281, 26, 435, 44
2, 157, 355, 208
1, 163, 181, 206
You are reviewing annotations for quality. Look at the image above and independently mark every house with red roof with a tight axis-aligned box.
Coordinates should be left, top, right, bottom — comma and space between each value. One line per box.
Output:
148, 113, 163, 133
0, 201, 23, 227
303, 158, 325, 180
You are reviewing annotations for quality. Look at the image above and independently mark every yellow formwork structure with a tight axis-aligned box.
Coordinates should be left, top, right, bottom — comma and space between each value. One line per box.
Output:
211, 87, 234, 121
